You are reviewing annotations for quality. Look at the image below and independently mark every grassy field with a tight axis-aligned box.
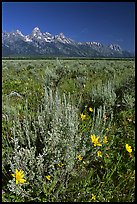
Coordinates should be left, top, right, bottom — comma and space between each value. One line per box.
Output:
2, 59, 135, 202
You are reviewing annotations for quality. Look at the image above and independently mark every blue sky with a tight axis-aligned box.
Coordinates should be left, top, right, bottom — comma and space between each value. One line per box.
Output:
2, 2, 135, 52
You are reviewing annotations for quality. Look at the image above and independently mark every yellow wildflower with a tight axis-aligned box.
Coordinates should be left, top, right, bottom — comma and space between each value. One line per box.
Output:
46, 175, 51, 181
77, 154, 83, 161
89, 107, 93, 112
11, 169, 26, 185
103, 136, 108, 144
91, 134, 102, 147
91, 193, 96, 201
125, 144, 132, 153
58, 162, 64, 167
97, 151, 102, 157
80, 113, 86, 120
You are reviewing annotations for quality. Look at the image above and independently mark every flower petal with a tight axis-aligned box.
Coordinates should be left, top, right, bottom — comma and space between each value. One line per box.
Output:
20, 179, 26, 183
16, 169, 19, 174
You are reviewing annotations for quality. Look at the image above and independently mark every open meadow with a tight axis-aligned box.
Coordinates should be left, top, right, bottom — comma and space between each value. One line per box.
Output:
2, 58, 135, 202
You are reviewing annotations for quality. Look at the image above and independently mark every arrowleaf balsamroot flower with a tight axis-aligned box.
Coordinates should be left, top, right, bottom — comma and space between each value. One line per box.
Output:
11, 169, 26, 184
125, 144, 132, 153
46, 175, 51, 180
91, 193, 96, 201
58, 162, 64, 167
97, 150, 102, 157
91, 134, 102, 147
80, 113, 86, 120
89, 107, 93, 112
77, 154, 83, 161
103, 136, 108, 144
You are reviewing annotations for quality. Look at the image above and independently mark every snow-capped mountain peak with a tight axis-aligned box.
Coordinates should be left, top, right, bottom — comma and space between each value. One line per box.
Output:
15, 30, 24, 37
33, 27, 41, 32
54, 33, 74, 44
44, 32, 52, 36
58, 32, 65, 38
31, 27, 42, 37
2, 27, 134, 58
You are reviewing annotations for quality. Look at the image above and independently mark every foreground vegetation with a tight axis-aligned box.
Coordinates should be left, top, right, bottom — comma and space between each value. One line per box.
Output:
2, 59, 135, 202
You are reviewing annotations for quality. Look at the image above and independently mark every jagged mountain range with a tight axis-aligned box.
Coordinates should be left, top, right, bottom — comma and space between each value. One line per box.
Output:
2, 27, 134, 58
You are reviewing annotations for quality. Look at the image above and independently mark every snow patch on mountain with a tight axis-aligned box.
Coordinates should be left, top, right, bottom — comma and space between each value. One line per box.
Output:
16, 30, 24, 37
109, 44, 122, 51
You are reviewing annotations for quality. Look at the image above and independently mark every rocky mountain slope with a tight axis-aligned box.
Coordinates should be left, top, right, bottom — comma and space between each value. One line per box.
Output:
2, 27, 134, 58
